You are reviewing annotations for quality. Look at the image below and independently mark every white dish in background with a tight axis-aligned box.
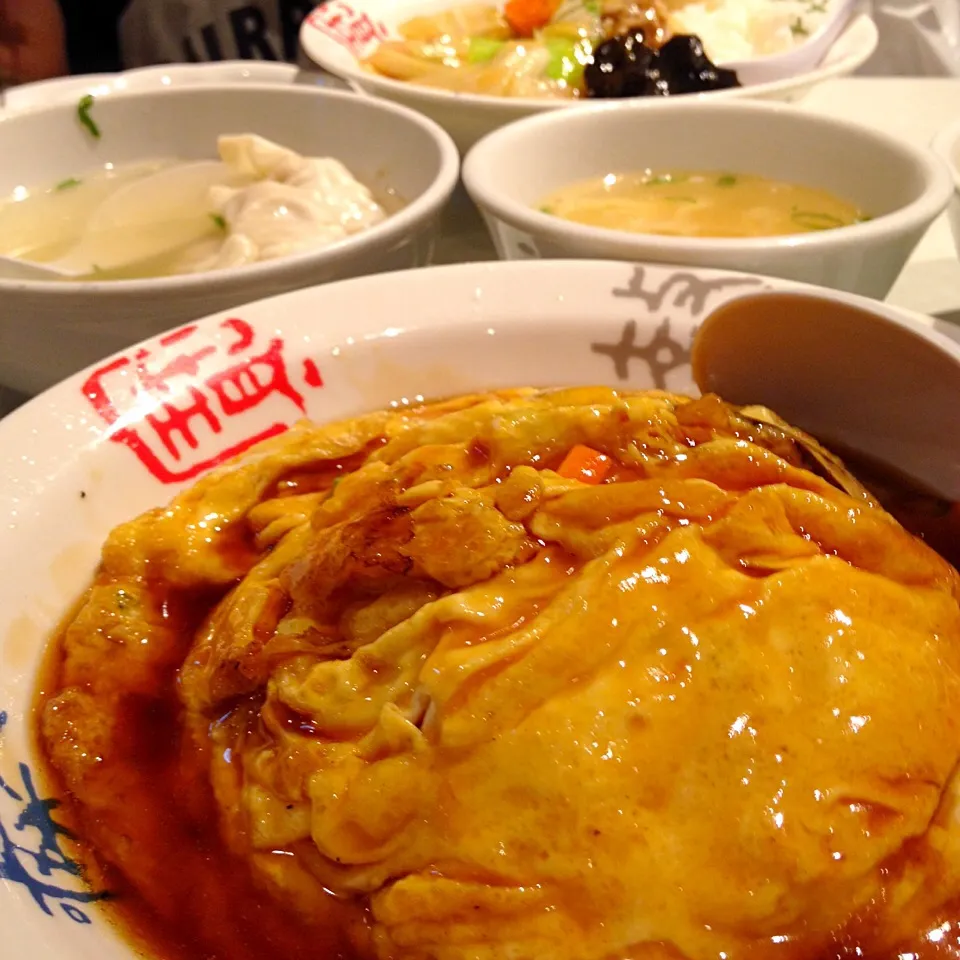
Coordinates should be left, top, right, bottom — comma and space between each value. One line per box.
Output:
0, 260, 959, 960
0, 83, 458, 396
299, 0, 878, 152
462, 99, 952, 297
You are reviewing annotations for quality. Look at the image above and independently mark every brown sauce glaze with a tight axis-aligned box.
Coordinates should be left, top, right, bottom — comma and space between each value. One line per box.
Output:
271, 439, 388, 498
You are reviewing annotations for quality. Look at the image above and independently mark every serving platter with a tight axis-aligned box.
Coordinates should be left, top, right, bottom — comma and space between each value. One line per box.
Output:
0, 259, 953, 960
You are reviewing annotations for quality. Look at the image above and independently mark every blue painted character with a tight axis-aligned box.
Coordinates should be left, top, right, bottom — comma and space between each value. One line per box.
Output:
0, 711, 107, 923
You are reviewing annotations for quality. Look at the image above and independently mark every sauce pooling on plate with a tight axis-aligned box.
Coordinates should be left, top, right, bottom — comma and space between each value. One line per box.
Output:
539, 169, 869, 238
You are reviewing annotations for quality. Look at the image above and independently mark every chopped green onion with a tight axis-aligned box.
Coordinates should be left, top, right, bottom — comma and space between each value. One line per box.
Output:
209, 212, 227, 231
540, 205, 554, 214
467, 36, 505, 63
791, 209, 846, 231
790, 16, 809, 35
716, 174, 737, 187
56, 177, 82, 191
77, 94, 100, 139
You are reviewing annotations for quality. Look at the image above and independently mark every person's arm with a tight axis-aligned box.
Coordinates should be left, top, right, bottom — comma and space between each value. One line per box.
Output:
0, 0, 68, 85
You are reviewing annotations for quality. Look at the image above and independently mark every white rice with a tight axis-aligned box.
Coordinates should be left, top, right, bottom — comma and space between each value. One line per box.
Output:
667, 0, 833, 63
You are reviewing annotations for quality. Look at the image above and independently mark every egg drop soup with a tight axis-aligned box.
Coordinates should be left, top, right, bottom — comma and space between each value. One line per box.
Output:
540, 170, 868, 238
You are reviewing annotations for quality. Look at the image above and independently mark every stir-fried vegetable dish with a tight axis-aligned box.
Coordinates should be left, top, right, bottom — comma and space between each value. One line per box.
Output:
363, 0, 740, 98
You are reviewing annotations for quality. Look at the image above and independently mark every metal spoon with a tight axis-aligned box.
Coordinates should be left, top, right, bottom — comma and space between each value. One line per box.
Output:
719, 0, 858, 86
691, 289, 960, 501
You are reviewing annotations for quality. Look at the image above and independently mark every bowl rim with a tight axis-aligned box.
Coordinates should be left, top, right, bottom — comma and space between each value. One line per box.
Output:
461, 98, 954, 254
299, 3, 878, 114
3, 258, 959, 441
0, 83, 460, 295
0, 61, 305, 117
931, 115, 960, 194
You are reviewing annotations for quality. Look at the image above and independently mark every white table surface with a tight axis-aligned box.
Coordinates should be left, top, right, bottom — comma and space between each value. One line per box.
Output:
1, 76, 958, 417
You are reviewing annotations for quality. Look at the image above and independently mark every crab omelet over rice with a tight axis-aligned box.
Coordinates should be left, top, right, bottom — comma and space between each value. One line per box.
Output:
40, 387, 960, 960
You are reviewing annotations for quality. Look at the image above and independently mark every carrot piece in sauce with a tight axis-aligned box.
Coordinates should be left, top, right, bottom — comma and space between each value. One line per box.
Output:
557, 444, 612, 484
503, 0, 562, 36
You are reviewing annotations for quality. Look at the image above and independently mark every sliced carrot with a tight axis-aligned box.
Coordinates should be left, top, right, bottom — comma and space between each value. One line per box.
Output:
557, 444, 612, 484
503, 0, 562, 37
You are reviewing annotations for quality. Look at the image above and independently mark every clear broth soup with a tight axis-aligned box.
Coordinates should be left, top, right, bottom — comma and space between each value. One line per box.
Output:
0, 142, 398, 282
0, 161, 175, 265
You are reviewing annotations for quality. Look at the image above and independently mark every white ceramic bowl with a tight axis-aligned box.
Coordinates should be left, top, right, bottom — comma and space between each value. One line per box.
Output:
932, 116, 960, 264
463, 99, 953, 297
299, 0, 878, 153
0, 84, 459, 396
0, 259, 959, 960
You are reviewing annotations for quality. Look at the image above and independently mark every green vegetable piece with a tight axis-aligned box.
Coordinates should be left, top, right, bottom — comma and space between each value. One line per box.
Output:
790, 16, 809, 35
210, 213, 227, 231
716, 174, 737, 187
791, 209, 845, 231
545, 37, 585, 83
77, 94, 101, 139
540, 205, 554, 214
468, 37, 505, 63
55, 177, 82, 191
